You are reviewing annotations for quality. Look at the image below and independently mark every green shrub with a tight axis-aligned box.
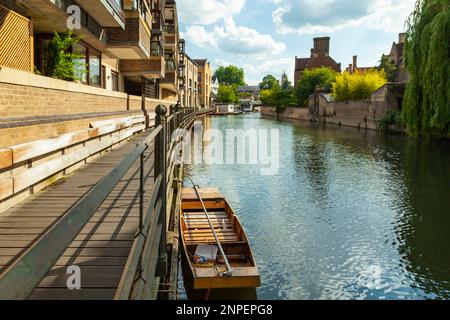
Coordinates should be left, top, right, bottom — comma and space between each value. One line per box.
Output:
46, 30, 86, 81
377, 110, 403, 133
332, 69, 387, 101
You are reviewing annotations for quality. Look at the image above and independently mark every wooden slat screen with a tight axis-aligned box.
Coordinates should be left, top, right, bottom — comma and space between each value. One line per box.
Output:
0, 5, 33, 72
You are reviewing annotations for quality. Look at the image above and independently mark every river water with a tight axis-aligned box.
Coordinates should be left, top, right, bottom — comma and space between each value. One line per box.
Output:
181, 113, 450, 300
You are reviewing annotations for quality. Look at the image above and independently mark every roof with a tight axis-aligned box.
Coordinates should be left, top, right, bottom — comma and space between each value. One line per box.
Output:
295, 55, 341, 72
185, 54, 199, 67
389, 42, 404, 59
193, 59, 208, 66
237, 86, 260, 92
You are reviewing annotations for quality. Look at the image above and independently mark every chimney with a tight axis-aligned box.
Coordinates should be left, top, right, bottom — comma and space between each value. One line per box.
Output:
310, 48, 315, 57
313, 37, 330, 56
399, 33, 406, 44
348, 64, 353, 74
353, 55, 358, 70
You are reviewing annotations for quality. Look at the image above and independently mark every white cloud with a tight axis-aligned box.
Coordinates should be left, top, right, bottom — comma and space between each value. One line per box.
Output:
242, 58, 295, 85
178, 0, 246, 25
182, 18, 286, 57
272, 0, 416, 34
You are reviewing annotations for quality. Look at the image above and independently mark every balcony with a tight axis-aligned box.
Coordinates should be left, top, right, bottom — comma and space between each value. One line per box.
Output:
163, 24, 178, 46
76, 0, 126, 28
119, 57, 166, 79
20, 0, 116, 50
107, 18, 151, 59
160, 70, 178, 93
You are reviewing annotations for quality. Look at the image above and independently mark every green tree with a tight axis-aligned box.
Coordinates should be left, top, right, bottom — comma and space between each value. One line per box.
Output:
216, 85, 238, 104
259, 75, 279, 90
260, 86, 296, 114
295, 67, 338, 106
260, 89, 275, 106
214, 65, 246, 86
377, 55, 397, 82
273, 87, 297, 113
46, 31, 86, 81
403, 0, 450, 137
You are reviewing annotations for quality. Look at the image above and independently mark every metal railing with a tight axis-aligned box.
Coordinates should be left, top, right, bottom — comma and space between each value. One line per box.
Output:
114, 105, 196, 299
0, 105, 197, 300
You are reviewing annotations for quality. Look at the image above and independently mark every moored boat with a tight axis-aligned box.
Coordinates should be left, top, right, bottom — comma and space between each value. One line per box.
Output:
180, 187, 260, 291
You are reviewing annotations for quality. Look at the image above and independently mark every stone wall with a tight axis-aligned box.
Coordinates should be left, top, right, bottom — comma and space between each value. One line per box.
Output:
260, 106, 310, 121
314, 98, 387, 130
260, 90, 395, 131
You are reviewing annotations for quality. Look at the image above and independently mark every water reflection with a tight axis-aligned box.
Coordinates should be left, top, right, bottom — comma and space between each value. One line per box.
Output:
181, 114, 450, 300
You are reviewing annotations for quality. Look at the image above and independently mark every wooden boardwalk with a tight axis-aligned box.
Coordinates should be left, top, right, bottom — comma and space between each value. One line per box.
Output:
0, 132, 156, 300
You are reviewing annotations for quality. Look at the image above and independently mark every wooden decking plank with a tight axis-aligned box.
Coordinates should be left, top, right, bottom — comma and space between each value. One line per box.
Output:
47, 266, 124, 276
38, 275, 121, 288
0, 130, 158, 299
0, 256, 128, 268
29, 289, 116, 300
0, 240, 133, 249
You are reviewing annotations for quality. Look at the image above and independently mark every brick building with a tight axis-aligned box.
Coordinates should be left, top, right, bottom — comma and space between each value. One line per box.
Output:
384, 33, 409, 83
194, 59, 212, 109
179, 54, 199, 108
294, 37, 341, 85
0, 0, 185, 101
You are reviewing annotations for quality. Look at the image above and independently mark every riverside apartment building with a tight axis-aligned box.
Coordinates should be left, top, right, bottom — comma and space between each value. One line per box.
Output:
0, 0, 186, 100
0, 0, 215, 148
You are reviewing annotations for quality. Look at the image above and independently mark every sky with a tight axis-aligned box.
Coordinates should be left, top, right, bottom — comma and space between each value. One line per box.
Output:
178, 0, 417, 85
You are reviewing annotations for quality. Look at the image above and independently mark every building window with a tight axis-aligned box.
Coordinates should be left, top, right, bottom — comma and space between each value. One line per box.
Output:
89, 49, 101, 86
111, 71, 119, 91
36, 36, 52, 75
101, 66, 106, 89
72, 43, 88, 83
37, 34, 102, 87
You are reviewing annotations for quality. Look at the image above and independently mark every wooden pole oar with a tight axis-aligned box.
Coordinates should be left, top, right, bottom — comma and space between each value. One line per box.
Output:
187, 176, 233, 277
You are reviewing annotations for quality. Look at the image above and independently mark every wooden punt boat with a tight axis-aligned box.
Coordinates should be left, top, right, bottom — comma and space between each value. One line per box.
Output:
180, 187, 260, 290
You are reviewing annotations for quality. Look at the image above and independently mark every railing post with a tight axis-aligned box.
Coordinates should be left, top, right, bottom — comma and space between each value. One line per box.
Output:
155, 104, 168, 278
139, 150, 145, 236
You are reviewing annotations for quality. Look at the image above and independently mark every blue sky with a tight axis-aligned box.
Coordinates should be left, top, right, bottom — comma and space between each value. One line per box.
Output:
178, 0, 417, 85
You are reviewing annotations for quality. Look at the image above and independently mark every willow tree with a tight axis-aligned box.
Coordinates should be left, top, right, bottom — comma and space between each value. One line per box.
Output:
403, 0, 450, 137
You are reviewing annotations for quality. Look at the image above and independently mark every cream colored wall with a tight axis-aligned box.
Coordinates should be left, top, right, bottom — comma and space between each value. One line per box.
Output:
198, 62, 212, 108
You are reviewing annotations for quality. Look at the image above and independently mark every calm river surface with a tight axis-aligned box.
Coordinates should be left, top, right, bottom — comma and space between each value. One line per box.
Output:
182, 113, 450, 300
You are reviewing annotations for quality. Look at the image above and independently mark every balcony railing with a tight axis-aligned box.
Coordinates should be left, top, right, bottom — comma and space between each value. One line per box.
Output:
163, 24, 175, 33
151, 41, 164, 57
165, 59, 176, 72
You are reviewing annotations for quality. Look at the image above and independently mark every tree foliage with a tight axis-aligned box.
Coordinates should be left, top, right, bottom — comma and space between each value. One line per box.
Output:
295, 67, 338, 106
214, 65, 246, 86
377, 55, 398, 82
46, 31, 86, 81
259, 75, 279, 90
260, 81, 296, 113
403, 0, 450, 137
332, 69, 387, 101
216, 85, 239, 104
